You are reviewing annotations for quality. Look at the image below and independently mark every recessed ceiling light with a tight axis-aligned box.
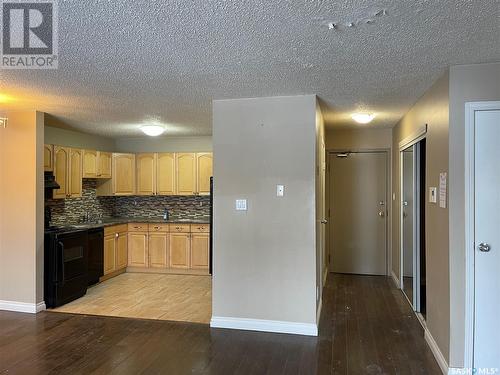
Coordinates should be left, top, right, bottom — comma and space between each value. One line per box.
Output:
141, 125, 165, 136
351, 113, 376, 124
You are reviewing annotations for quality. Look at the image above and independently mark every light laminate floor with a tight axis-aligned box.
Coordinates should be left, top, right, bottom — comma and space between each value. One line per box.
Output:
52, 273, 212, 324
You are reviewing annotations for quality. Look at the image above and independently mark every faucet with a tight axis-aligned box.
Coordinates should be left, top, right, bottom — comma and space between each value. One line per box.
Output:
163, 208, 169, 221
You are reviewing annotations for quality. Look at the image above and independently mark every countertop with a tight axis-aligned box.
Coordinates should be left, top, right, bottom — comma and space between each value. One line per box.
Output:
51, 216, 210, 231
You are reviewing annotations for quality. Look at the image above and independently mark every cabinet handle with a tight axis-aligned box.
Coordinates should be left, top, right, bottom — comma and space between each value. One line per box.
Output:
154, 226, 160, 230
134, 226, 142, 229
115, 233, 118, 238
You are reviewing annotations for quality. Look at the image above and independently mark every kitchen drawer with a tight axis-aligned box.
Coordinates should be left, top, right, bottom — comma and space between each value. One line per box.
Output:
104, 224, 128, 236
128, 223, 148, 232
191, 224, 209, 233
170, 224, 190, 233
148, 223, 169, 232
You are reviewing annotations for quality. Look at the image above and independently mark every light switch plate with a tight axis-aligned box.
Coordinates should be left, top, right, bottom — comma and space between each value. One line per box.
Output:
276, 184, 284, 197
429, 187, 437, 203
235, 199, 247, 211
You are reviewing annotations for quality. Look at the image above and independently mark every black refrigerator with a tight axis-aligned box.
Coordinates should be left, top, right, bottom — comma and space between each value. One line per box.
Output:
209, 176, 213, 275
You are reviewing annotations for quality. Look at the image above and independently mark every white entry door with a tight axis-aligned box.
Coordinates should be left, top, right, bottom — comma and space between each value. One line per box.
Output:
474, 109, 500, 370
328, 152, 387, 275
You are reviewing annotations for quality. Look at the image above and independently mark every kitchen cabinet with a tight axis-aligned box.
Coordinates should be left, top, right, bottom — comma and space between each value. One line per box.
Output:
103, 234, 116, 275
98, 152, 112, 178
103, 225, 128, 276
149, 232, 168, 268
157, 153, 176, 195
196, 153, 213, 195
190, 233, 209, 269
83, 149, 97, 178
44, 144, 54, 171
53, 146, 82, 199
176, 153, 196, 195
128, 231, 148, 267
136, 153, 156, 195
114, 153, 136, 195
169, 232, 190, 269
83, 150, 112, 179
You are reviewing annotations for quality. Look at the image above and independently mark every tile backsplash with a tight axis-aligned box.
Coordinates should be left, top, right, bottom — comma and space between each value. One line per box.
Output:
46, 179, 210, 225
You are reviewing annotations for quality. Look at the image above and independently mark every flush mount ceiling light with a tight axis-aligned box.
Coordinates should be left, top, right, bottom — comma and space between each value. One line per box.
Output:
140, 125, 165, 136
351, 113, 376, 124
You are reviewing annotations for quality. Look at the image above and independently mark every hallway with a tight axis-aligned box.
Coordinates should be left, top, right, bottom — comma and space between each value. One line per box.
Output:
0, 275, 440, 374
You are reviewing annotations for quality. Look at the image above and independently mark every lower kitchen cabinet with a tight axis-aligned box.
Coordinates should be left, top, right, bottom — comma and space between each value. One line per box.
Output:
116, 232, 128, 269
128, 232, 148, 267
149, 233, 168, 268
103, 225, 129, 276
190, 233, 209, 269
169, 233, 190, 269
103, 234, 116, 275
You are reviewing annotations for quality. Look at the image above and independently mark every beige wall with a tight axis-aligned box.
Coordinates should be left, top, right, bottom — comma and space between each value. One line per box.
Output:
448, 62, 500, 367
325, 128, 392, 150
0, 111, 44, 306
115, 136, 212, 153
212, 95, 318, 326
45, 125, 116, 150
391, 71, 450, 361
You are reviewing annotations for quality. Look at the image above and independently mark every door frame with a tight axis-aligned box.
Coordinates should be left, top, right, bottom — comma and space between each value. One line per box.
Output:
399, 138, 425, 310
325, 149, 391, 276
463, 101, 500, 369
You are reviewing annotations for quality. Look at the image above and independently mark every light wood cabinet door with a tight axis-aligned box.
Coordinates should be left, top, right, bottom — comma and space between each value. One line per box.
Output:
128, 232, 148, 267
136, 153, 156, 195
97, 152, 112, 179
169, 233, 190, 269
196, 153, 212, 195
157, 153, 175, 195
176, 153, 196, 195
44, 144, 54, 171
83, 149, 97, 178
113, 153, 136, 195
103, 234, 116, 275
69, 148, 83, 198
149, 233, 168, 268
53, 146, 69, 199
115, 232, 128, 269
191, 233, 209, 270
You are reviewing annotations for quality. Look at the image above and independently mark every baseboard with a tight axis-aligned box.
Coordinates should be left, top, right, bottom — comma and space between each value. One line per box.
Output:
424, 328, 449, 375
391, 271, 400, 288
210, 316, 318, 336
0, 300, 46, 314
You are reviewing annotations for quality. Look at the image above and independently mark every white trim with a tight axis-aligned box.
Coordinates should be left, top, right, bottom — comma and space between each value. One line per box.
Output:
463, 101, 500, 370
210, 316, 318, 336
398, 124, 427, 150
425, 328, 449, 375
0, 300, 46, 314
316, 297, 323, 324
391, 270, 400, 288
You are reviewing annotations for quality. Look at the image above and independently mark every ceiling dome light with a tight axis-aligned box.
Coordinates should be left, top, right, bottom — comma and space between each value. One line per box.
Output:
351, 113, 376, 124
141, 125, 165, 136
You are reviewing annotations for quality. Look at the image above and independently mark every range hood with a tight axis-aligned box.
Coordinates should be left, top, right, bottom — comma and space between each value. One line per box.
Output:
44, 171, 60, 190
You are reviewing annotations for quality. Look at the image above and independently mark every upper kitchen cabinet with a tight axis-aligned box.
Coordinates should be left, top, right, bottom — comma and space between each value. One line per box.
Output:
53, 146, 83, 199
83, 149, 97, 178
176, 153, 196, 195
157, 153, 176, 195
196, 153, 213, 195
97, 152, 112, 179
83, 150, 112, 179
44, 144, 54, 171
136, 153, 156, 195
113, 153, 136, 195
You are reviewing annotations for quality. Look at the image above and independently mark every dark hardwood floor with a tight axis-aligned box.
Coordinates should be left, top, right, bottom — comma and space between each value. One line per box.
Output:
0, 274, 441, 374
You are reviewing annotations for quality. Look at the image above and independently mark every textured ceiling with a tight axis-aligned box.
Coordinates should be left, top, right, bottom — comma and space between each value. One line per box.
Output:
1, 0, 499, 137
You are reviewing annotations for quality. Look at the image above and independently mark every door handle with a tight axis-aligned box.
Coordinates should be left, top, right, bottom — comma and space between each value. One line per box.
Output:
378, 211, 385, 218
478, 243, 491, 252
321, 219, 328, 224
